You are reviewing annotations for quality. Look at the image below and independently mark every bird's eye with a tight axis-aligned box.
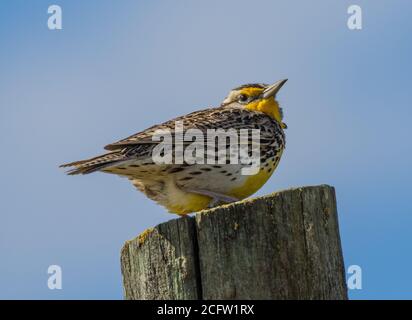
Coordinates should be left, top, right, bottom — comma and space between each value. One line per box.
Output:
238, 94, 249, 103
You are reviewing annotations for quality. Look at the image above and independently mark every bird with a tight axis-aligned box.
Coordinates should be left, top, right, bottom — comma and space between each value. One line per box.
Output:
60, 79, 288, 215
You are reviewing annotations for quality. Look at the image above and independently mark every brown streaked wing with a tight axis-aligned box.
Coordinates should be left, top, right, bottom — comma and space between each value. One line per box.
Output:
104, 107, 277, 151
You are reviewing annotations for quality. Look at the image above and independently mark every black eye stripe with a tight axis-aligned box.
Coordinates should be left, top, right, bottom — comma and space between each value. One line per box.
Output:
237, 94, 260, 104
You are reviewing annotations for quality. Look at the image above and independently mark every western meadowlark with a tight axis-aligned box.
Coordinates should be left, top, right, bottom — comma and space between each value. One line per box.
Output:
60, 79, 287, 215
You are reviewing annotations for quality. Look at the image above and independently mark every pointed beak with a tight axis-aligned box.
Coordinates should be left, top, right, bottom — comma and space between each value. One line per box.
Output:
262, 79, 288, 99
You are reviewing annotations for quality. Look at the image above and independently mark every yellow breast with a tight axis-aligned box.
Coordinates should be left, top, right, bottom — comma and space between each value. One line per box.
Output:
163, 150, 283, 215
227, 165, 274, 199
227, 151, 283, 199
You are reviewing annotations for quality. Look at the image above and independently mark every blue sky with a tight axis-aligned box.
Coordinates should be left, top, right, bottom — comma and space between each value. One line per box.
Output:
1, 0, 411, 299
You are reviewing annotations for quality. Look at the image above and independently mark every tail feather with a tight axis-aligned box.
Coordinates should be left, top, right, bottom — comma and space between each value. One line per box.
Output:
60, 151, 126, 175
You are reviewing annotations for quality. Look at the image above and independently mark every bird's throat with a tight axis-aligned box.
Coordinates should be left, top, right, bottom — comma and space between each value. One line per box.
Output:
246, 98, 283, 125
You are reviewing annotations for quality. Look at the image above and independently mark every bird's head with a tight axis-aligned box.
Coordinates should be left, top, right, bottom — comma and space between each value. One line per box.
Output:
221, 79, 288, 129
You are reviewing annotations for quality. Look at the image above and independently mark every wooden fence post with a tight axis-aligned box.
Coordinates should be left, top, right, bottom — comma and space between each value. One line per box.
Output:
120, 185, 348, 300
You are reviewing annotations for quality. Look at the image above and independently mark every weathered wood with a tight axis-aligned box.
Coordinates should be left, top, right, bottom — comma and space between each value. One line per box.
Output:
121, 217, 200, 299
121, 185, 347, 300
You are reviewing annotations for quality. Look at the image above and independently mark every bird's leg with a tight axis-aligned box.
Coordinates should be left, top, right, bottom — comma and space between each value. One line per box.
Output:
186, 188, 239, 208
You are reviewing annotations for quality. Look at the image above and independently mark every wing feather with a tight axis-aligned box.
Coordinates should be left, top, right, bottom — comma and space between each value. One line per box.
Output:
104, 107, 277, 150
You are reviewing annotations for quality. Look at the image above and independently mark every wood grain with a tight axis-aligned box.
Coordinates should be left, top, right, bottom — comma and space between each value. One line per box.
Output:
121, 185, 347, 300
